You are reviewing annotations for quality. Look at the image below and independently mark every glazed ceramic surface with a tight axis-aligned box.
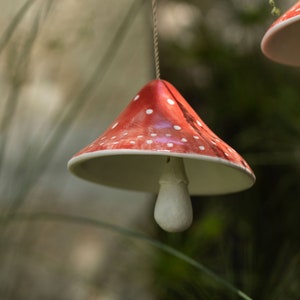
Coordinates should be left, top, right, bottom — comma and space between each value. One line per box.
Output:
68, 80, 255, 195
261, 1, 300, 66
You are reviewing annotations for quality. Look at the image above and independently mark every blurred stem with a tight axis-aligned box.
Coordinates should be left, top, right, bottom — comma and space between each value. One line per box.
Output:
6, 0, 146, 215
0, 0, 39, 166
0, 0, 37, 55
0, 8, 41, 180
0, 212, 253, 300
0, 12, 42, 298
42, 0, 55, 19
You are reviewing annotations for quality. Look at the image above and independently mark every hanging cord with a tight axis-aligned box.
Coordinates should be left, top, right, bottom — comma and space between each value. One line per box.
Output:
152, 0, 160, 79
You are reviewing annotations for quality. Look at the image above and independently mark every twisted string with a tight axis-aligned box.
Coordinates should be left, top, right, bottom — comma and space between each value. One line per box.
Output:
151, 0, 160, 79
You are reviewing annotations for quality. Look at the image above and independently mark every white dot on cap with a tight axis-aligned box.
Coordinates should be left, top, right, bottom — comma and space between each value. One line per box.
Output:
146, 109, 153, 115
111, 136, 117, 139
193, 136, 200, 140
181, 138, 187, 142
151, 133, 157, 137
197, 120, 202, 127
146, 140, 153, 144
130, 141, 135, 144
111, 122, 118, 129
167, 98, 175, 105
167, 143, 174, 147
133, 95, 140, 101
173, 125, 181, 131
199, 146, 205, 151
165, 133, 171, 137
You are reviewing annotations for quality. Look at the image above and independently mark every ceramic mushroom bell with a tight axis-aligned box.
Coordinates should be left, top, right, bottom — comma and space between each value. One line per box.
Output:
68, 80, 255, 232
261, 1, 300, 66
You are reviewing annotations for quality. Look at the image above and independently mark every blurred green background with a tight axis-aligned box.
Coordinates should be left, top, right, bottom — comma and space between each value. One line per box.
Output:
0, 0, 299, 299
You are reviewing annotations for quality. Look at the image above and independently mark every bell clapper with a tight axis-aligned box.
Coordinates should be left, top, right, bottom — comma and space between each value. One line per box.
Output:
154, 156, 193, 232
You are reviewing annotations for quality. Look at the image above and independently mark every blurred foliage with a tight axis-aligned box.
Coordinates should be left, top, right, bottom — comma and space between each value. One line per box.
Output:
1, 0, 300, 299
153, 0, 300, 299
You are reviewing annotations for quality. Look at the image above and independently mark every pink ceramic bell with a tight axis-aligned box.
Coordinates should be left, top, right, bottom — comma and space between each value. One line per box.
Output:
261, 1, 300, 66
68, 80, 255, 232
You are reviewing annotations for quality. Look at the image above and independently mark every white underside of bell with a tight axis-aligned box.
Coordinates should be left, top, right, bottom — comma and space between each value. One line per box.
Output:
261, 16, 300, 66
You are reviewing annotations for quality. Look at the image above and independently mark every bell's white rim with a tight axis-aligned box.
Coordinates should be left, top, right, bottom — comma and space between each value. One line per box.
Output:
68, 149, 255, 179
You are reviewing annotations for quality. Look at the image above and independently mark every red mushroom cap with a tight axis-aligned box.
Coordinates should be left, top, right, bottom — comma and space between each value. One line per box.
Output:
68, 79, 255, 195
261, 1, 300, 66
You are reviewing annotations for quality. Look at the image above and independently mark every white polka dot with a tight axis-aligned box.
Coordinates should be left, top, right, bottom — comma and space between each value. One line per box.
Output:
113, 141, 119, 145
197, 120, 202, 127
225, 152, 229, 157
146, 140, 153, 144
215, 138, 220, 142
111, 122, 118, 129
167, 98, 175, 105
130, 141, 135, 144
167, 143, 174, 147
133, 95, 140, 101
111, 136, 117, 140
137, 135, 143, 138
165, 133, 171, 137
211, 140, 217, 145
123, 132, 128, 136
151, 133, 157, 137
146, 109, 153, 115
199, 146, 205, 151
193, 136, 199, 140
173, 125, 181, 131
99, 142, 104, 146
181, 138, 187, 142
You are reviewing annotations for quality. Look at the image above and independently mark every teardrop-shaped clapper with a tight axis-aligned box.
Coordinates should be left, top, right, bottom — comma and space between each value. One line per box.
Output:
154, 157, 193, 232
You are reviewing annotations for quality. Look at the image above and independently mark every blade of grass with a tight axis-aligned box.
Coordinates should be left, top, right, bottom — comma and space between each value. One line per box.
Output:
0, 212, 253, 300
